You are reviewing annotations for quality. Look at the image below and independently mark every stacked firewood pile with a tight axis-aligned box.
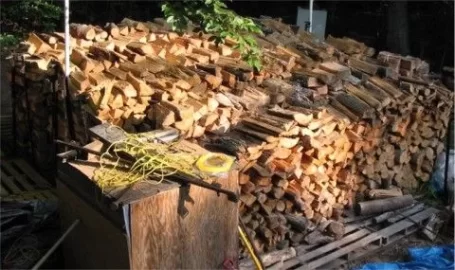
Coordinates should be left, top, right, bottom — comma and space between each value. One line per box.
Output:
235, 18, 453, 252
9, 62, 63, 171
9, 17, 453, 254
8, 57, 90, 172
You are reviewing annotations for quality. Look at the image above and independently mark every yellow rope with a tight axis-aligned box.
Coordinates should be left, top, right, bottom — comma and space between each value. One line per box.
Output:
238, 225, 263, 270
92, 129, 202, 190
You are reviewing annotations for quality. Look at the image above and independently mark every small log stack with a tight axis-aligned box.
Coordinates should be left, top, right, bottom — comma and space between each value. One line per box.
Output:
9, 17, 453, 255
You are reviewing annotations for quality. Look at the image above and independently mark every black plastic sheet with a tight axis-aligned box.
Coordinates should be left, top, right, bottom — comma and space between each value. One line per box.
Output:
1, 199, 59, 269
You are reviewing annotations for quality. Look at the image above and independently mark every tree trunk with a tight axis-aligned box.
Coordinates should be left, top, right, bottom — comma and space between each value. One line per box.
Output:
386, 1, 410, 55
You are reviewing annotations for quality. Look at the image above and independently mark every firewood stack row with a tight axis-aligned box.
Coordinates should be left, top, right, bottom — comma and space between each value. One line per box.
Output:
8, 55, 92, 173
15, 18, 285, 139
231, 18, 453, 253
8, 61, 72, 171
9, 17, 453, 254
228, 104, 357, 251
348, 77, 452, 192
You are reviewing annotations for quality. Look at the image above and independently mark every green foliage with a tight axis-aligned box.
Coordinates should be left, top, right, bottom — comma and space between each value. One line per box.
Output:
161, 0, 263, 71
0, 0, 62, 49
418, 182, 445, 207
0, 34, 20, 50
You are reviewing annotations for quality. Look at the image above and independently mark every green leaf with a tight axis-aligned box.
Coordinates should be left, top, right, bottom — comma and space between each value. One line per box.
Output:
160, 0, 262, 70
243, 36, 256, 46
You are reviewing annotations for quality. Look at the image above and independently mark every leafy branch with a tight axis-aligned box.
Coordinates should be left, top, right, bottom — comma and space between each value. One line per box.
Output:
161, 0, 263, 71
0, 0, 62, 51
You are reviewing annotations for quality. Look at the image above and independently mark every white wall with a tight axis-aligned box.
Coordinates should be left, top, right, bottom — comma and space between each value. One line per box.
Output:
296, 7, 327, 41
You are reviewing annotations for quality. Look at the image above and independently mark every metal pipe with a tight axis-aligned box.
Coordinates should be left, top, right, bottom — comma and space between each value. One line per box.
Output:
64, 0, 70, 77
52, 76, 59, 178
444, 116, 453, 204
309, 0, 314, 33
32, 219, 80, 270
55, 139, 105, 157
10, 68, 17, 154
54, 139, 134, 164
168, 173, 239, 203
239, 220, 264, 270
63, 0, 76, 140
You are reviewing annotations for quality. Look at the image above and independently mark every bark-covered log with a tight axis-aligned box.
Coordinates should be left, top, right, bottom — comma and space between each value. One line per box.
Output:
355, 195, 414, 216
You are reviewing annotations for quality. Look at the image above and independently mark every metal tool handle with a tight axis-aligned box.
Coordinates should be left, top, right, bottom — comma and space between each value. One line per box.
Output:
32, 219, 80, 270
172, 175, 239, 203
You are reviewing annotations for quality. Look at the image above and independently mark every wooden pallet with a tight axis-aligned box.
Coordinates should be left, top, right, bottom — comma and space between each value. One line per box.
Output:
1, 114, 14, 152
281, 205, 438, 270
0, 158, 56, 201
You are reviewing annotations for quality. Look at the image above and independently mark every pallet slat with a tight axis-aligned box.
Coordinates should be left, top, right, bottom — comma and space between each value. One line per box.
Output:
0, 159, 55, 202
1, 189, 58, 201
387, 204, 426, 223
283, 229, 370, 269
1, 172, 22, 193
0, 183, 10, 196
11, 159, 51, 187
299, 229, 370, 262
2, 162, 35, 191
295, 207, 438, 270
41, 190, 58, 200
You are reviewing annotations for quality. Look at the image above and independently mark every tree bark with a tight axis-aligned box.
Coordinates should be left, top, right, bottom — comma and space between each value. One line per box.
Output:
386, 1, 410, 55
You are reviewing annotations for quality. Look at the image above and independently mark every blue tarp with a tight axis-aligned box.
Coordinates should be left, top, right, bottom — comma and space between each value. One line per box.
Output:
356, 245, 454, 270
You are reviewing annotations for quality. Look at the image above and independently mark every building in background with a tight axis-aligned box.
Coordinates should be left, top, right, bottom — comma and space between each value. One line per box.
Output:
296, 6, 327, 40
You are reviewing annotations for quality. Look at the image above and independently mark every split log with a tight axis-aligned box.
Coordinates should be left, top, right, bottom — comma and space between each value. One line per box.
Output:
368, 187, 403, 199
239, 247, 296, 270
355, 195, 414, 216
70, 24, 96, 40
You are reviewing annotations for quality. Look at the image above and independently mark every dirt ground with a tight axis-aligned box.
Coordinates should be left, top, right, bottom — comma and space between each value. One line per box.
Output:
349, 211, 454, 269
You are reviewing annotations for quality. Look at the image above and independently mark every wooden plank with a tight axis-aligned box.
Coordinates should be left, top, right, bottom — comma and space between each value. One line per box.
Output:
343, 212, 375, 224
387, 204, 427, 223
130, 169, 238, 269
374, 203, 424, 224
345, 217, 428, 265
2, 162, 35, 191
296, 208, 438, 270
344, 218, 375, 234
30, 191, 46, 200
41, 190, 58, 200
0, 183, 9, 196
292, 206, 423, 269
131, 186, 182, 269
38, 190, 51, 199
57, 180, 130, 269
294, 243, 321, 254
181, 168, 238, 268
18, 194, 33, 200
11, 159, 50, 187
297, 229, 370, 262
1, 171, 22, 194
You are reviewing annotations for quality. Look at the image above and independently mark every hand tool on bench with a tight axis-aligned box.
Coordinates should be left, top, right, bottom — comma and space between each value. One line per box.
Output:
89, 122, 180, 145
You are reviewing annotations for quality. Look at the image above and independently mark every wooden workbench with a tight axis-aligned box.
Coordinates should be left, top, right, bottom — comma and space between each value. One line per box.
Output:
56, 141, 239, 269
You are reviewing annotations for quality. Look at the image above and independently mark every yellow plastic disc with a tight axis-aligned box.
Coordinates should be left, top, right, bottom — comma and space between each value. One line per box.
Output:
196, 153, 234, 174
